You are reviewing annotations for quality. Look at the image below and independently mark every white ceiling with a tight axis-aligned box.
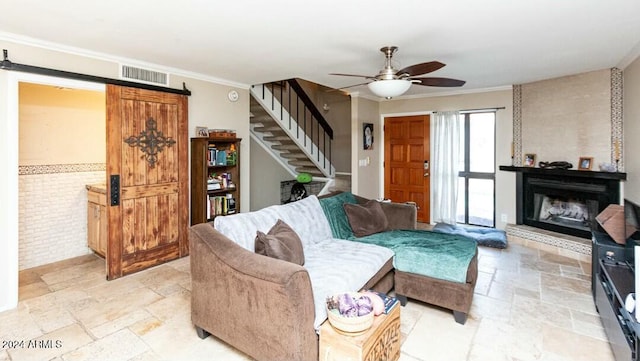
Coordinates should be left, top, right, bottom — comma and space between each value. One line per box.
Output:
1, 0, 640, 98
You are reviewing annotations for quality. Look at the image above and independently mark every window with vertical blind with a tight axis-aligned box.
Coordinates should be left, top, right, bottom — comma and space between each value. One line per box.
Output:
456, 112, 496, 227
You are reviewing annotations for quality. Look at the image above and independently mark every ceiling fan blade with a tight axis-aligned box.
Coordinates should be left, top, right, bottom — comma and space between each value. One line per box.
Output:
329, 73, 375, 79
396, 61, 445, 77
338, 82, 370, 90
327, 82, 371, 92
412, 77, 466, 87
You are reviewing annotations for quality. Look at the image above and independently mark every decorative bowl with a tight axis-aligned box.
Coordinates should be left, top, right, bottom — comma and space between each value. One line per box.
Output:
326, 293, 374, 335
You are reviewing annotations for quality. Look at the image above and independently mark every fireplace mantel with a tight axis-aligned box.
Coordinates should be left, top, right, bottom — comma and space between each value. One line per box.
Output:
499, 166, 627, 181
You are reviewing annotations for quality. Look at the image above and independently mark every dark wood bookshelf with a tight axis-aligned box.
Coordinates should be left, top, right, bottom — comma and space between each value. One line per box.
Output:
190, 137, 241, 225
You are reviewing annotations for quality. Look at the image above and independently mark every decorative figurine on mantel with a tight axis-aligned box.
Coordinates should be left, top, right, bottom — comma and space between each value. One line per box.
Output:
538, 161, 573, 170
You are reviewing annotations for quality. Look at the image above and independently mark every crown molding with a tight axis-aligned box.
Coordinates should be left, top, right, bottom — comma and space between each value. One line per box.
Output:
0, 31, 251, 89
395, 85, 514, 100
618, 39, 640, 70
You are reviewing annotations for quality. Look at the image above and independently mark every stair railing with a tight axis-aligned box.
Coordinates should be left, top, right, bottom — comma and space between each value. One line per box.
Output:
253, 79, 333, 176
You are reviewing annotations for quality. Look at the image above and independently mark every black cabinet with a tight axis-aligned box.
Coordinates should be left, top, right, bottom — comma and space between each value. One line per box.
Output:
592, 231, 626, 299
595, 259, 638, 361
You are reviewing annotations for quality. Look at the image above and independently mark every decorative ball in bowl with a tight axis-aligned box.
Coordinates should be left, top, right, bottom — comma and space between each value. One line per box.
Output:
325, 292, 374, 335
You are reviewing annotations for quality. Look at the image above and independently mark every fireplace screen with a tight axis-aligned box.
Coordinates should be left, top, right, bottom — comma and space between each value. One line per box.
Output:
532, 194, 598, 233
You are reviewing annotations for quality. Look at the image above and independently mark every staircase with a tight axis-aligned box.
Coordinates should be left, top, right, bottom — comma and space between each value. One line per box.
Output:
250, 80, 335, 179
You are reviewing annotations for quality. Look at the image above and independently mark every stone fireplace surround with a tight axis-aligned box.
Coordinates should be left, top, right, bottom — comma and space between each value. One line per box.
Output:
504, 68, 625, 261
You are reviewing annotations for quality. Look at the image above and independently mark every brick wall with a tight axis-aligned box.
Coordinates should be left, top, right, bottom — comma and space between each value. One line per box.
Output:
18, 164, 105, 270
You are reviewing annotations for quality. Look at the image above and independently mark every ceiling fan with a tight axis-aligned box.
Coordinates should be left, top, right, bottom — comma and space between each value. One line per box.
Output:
330, 46, 466, 98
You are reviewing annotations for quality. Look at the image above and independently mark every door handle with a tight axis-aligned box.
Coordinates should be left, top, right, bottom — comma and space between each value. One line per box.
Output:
110, 175, 120, 206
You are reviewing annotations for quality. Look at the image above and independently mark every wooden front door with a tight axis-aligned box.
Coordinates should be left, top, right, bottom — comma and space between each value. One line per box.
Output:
106, 85, 189, 280
384, 115, 430, 222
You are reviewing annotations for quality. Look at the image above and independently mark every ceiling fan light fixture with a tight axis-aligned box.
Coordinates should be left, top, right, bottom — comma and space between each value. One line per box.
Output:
367, 79, 411, 98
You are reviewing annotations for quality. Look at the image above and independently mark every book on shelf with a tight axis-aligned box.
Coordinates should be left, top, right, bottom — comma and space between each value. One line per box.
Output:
207, 173, 236, 191
215, 150, 227, 165
226, 195, 236, 214
208, 144, 236, 167
208, 194, 236, 217
207, 147, 217, 167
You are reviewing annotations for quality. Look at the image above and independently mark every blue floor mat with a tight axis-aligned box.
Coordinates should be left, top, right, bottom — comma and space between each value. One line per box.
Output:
432, 223, 508, 249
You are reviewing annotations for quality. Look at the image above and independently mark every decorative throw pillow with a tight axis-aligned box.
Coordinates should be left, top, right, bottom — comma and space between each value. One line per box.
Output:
255, 219, 305, 265
343, 200, 389, 237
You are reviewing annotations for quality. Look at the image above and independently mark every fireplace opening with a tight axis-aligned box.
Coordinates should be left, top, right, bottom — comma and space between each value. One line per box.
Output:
532, 194, 599, 234
520, 173, 620, 239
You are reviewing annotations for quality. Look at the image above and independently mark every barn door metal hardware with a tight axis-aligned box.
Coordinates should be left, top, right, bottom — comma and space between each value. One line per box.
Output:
124, 117, 176, 168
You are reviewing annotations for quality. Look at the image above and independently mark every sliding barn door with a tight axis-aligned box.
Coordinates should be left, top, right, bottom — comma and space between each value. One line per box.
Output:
106, 85, 188, 280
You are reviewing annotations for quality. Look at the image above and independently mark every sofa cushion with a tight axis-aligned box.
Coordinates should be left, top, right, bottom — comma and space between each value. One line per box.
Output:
214, 195, 333, 251
432, 222, 507, 249
318, 192, 357, 239
343, 200, 389, 237
255, 219, 305, 265
303, 238, 394, 330
351, 229, 477, 283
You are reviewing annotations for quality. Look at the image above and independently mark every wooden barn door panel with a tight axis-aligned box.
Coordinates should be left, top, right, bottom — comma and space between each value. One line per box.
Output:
106, 85, 188, 280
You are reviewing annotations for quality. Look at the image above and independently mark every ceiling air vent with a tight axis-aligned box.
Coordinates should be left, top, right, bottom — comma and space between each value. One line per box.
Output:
120, 64, 169, 86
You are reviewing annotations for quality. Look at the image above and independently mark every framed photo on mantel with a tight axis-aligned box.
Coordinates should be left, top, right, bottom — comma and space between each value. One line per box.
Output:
524, 153, 536, 167
578, 157, 593, 170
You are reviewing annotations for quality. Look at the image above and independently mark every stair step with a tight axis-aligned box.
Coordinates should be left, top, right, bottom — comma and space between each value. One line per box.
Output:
268, 137, 296, 145
280, 152, 308, 159
271, 144, 300, 151
250, 116, 276, 124
263, 135, 291, 142
253, 123, 282, 132
254, 126, 286, 134
289, 159, 315, 166
295, 167, 323, 176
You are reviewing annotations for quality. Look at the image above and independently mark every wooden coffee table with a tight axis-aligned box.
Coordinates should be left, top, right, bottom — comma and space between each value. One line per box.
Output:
319, 304, 401, 361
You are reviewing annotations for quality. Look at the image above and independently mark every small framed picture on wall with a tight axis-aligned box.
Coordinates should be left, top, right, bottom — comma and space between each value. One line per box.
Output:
363, 123, 374, 150
524, 153, 536, 167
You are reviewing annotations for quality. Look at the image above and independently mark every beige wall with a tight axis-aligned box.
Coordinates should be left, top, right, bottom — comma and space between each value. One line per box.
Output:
520, 69, 612, 168
624, 56, 640, 201
376, 89, 515, 228
351, 96, 380, 199
249, 137, 292, 210
19, 83, 105, 164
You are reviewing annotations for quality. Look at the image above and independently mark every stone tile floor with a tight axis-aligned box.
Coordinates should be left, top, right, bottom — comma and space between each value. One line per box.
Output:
0, 242, 614, 361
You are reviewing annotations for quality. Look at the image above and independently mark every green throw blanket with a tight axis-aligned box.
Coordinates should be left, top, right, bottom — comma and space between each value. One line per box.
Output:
319, 193, 477, 283
351, 230, 476, 283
